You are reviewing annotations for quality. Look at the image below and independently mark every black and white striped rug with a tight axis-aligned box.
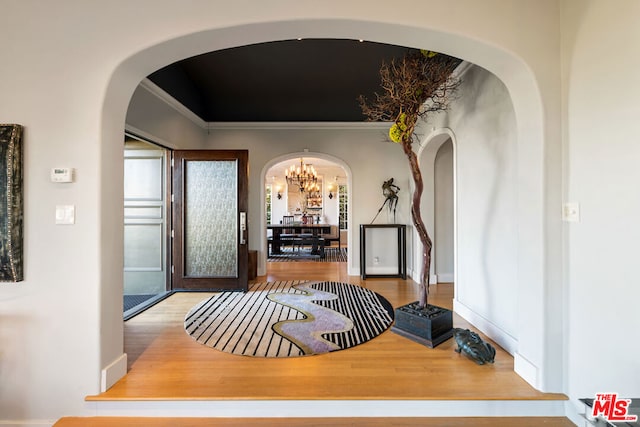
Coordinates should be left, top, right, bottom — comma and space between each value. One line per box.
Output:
267, 247, 347, 262
184, 280, 394, 357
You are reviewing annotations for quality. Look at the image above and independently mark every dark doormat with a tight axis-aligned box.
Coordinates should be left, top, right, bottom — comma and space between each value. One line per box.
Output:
123, 294, 157, 312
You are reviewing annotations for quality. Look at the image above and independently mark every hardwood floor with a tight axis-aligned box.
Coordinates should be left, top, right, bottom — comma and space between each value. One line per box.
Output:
97, 260, 565, 400
85, 260, 570, 425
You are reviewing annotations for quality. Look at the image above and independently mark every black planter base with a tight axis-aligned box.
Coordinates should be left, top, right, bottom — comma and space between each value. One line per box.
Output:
391, 302, 453, 348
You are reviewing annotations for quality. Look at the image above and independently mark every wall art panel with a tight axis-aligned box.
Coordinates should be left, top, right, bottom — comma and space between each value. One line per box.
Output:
0, 124, 23, 282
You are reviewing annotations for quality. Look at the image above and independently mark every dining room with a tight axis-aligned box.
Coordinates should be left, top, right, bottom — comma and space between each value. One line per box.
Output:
265, 156, 347, 264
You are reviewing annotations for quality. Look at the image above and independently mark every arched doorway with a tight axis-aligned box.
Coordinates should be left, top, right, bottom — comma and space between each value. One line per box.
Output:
417, 129, 457, 291
103, 19, 557, 392
434, 139, 454, 284
261, 152, 353, 274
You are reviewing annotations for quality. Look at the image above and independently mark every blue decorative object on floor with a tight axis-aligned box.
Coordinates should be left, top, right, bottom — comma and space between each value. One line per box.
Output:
453, 327, 496, 365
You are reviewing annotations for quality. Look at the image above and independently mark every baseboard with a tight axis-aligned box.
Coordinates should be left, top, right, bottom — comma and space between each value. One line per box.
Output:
101, 353, 127, 392
364, 266, 402, 275
514, 352, 540, 390
436, 273, 454, 283
453, 299, 518, 355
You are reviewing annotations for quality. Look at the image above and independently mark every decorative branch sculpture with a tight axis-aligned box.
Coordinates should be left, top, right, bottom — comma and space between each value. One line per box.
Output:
359, 50, 461, 308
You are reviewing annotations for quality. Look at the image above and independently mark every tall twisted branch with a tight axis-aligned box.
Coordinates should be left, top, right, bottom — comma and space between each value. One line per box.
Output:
359, 50, 461, 308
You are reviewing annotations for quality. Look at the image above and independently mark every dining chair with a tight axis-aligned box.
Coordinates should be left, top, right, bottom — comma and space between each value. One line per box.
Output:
282, 215, 295, 226
281, 216, 297, 252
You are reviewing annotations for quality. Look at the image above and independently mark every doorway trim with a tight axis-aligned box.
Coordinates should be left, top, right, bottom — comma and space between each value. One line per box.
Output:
259, 151, 354, 276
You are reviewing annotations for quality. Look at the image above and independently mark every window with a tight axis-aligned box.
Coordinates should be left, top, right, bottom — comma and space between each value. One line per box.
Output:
265, 185, 272, 224
338, 184, 348, 230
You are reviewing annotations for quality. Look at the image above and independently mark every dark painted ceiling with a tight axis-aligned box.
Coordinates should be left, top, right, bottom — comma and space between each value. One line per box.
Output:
148, 39, 423, 122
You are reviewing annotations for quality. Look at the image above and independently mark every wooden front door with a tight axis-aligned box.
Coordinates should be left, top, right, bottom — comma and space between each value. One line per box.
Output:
172, 150, 248, 291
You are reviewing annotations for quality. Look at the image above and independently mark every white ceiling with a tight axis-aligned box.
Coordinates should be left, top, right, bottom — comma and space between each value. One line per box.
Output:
265, 157, 346, 190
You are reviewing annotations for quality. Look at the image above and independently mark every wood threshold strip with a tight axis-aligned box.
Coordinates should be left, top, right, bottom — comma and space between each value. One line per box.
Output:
54, 416, 576, 427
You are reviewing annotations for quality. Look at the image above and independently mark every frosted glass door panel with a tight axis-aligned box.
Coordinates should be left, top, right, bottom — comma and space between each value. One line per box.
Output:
184, 160, 238, 278
124, 141, 168, 297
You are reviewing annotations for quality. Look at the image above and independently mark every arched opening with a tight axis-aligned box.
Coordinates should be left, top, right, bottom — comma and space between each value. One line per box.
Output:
434, 139, 454, 284
260, 151, 353, 275
417, 129, 457, 291
103, 19, 556, 392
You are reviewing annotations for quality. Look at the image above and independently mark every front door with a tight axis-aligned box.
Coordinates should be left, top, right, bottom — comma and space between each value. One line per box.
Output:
172, 150, 248, 291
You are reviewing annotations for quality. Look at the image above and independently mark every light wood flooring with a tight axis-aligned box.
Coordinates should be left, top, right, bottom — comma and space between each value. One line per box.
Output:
83, 260, 572, 426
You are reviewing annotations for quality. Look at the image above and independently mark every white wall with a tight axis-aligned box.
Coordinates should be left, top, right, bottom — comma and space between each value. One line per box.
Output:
419, 65, 519, 345
451, 66, 519, 341
0, 0, 580, 424
434, 140, 454, 282
561, 0, 640, 420
202, 126, 411, 274
321, 184, 340, 226
286, 185, 305, 215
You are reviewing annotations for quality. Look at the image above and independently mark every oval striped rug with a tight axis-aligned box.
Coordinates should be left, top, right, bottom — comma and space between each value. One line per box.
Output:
184, 280, 394, 357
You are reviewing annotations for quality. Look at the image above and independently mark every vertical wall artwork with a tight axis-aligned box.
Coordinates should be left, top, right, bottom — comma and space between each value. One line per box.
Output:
0, 124, 23, 282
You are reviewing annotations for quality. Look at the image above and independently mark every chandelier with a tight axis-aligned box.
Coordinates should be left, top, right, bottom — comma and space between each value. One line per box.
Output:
285, 158, 318, 192
304, 182, 322, 199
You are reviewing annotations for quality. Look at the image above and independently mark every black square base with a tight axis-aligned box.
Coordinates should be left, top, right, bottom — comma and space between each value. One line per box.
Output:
391, 302, 453, 348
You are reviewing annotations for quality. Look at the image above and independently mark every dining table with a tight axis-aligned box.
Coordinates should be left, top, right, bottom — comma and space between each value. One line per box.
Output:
267, 223, 333, 256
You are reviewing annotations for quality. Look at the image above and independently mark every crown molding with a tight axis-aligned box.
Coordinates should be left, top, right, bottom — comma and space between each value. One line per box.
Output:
139, 79, 208, 129
453, 60, 473, 78
206, 121, 392, 130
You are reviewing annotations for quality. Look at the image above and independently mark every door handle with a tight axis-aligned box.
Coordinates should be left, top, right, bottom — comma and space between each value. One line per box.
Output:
240, 212, 246, 245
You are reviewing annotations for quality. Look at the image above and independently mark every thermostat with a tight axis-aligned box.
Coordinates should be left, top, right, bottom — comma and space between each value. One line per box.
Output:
51, 167, 74, 183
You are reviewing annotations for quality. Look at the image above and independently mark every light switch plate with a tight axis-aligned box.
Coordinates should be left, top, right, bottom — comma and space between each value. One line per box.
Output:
55, 205, 75, 225
562, 203, 580, 222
